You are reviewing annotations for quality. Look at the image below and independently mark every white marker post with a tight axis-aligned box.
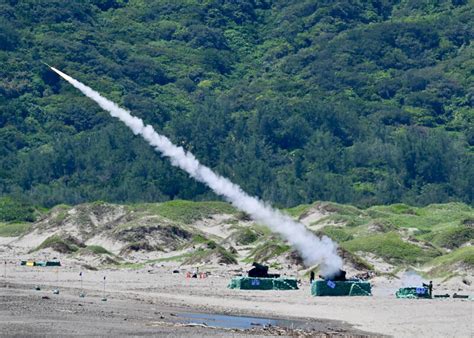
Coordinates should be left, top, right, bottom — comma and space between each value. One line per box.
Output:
34, 265, 41, 291
101, 276, 107, 301
52, 267, 59, 294
79, 271, 85, 297
3, 260, 6, 287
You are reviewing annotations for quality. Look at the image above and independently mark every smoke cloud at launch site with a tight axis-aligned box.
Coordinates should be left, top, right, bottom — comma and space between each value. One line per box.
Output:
49, 66, 343, 276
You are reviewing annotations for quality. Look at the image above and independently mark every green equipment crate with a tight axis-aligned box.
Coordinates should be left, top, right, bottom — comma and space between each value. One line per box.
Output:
20, 260, 61, 267
311, 280, 372, 296
396, 287, 431, 299
228, 277, 298, 290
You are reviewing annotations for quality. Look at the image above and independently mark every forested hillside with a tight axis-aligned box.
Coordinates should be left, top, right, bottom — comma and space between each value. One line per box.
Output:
0, 0, 472, 209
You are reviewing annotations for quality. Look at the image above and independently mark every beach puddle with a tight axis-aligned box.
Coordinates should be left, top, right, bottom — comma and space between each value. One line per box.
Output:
177, 312, 304, 330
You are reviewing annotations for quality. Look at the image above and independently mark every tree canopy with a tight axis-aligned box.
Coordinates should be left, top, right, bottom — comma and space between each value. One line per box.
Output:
0, 0, 472, 208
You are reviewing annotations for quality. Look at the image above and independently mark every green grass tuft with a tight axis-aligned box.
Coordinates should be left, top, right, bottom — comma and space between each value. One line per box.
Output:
184, 246, 237, 265
343, 232, 442, 264
82, 245, 112, 255
428, 246, 474, 268
33, 235, 82, 254
420, 226, 474, 250
0, 222, 32, 237
132, 200, 237, 223
320, 226, 354, 242
234, 228, 260, 245
0, 197, 36, 222
192, 234, 209, 244
285, 203, 312, 218
247, 241, 291, 262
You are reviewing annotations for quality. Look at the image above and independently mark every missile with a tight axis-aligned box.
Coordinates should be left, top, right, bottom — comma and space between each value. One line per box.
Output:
41, 61, 52, 68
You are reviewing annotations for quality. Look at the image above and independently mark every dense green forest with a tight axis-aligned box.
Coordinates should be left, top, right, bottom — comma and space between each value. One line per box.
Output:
0, 0, 473, 211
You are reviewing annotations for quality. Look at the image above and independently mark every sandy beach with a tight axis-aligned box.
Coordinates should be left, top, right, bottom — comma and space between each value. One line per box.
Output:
1, 262, 472, 337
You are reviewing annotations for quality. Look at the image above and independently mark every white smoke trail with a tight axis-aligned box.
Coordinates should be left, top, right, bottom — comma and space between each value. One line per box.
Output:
49, 66, 343, 276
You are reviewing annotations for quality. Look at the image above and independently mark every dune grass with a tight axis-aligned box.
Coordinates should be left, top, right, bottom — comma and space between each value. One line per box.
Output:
284, 203, 312, 218
246, 241, 291, 263
183, 246, 237, 265
367, 202, 472, 230
428, 246, 474, 268
131, 200, 237, 223
33, 234, 81, 253
233, 227, 261, 245
427, 247, 474, 277
342, 232, 442, 264
421, 226, 474, 249
320, 226, 354, 242
82, 245, 112, 255
0, 222, 32, 237
3, 198, 472, 274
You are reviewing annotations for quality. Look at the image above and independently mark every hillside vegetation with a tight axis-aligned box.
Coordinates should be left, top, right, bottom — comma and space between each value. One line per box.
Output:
0, 200, 472, 278
0, 0, 472, 208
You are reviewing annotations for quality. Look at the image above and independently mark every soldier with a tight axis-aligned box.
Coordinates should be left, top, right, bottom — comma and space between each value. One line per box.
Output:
422, 281, 433, 298
310, 271, 315, 284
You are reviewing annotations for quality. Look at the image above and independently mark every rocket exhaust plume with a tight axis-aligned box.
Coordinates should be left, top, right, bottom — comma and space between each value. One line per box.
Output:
48, 66, 343, 276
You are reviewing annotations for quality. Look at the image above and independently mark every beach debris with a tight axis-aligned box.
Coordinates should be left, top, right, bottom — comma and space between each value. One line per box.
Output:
182, 322, 211, 328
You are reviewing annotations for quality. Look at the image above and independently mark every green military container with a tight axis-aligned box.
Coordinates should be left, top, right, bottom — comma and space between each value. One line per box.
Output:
396, 287, 431, 299
20, 260, 61, 267
228, 277, 298, 290
311, 279, 372, 296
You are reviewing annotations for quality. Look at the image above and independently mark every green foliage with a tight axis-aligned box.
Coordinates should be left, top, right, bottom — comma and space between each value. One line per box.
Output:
0, 222, 32, 237
342, 249, 375, 271
192, 234, 209, 244
0, 19, 21, 51
343, 232, 442, 264
428, 246, 474, 276
0, 197, 36, 222
367, 202, 473, 230
247, 242, 291, 262
133, 200, 236, 223
33, 234, 81, 253
320, 227, 354, 242
184, 246, 237, 265
312, 202, 473, 262
191, 234, 222, 251
82, 245, 112, 255
432, 246, 474, 267
425, 226, 474, 249
284, 203, 312, 218
206, 240, 217, 249
234, 228, 259, 245
0, 0, 472, 209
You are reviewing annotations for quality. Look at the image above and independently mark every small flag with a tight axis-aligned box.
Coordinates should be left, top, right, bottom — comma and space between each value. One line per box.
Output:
327, 280, 336, 289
